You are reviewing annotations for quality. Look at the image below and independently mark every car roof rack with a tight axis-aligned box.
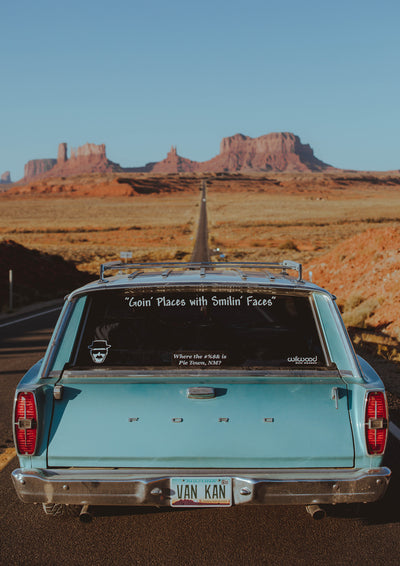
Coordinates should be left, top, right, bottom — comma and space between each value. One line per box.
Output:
99, 260, 303, 283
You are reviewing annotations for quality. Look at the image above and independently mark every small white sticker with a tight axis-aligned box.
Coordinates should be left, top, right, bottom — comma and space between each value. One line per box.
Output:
287, 356, 318, 365
88, 340, 111, 364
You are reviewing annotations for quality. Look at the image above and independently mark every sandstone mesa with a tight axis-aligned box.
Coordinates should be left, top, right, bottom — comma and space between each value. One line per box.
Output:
23, 142, 122, 181
19, 132, 332, 182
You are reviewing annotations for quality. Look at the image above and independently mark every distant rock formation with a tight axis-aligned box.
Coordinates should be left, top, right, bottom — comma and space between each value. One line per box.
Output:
207, 132, 330, 172
70, 143, 105, 160
0, 171, 11, 183
150, 133, 331, 174
24, 159, 57, 180
19, 132, 332, 181
57, 142, 68, 164
23, 142, 122, 180
151, 146, 199, 173
54, 142, 122, 176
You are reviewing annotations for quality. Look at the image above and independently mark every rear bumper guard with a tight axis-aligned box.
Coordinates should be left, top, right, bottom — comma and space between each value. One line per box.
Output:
12, 467, 391, 506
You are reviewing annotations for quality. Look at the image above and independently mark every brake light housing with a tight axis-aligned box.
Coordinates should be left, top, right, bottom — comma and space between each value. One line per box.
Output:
14, 392, 38, 455
365, 391, 388, 455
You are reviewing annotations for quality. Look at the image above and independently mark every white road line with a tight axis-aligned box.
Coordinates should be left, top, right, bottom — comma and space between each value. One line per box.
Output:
389, 422, 400, 442
0, 307, 61, 329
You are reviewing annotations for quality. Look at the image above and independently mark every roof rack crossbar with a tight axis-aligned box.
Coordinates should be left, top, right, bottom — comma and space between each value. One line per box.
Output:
232, 268, 247, 281
128, 270, 144, 280
99, 260, 303, 283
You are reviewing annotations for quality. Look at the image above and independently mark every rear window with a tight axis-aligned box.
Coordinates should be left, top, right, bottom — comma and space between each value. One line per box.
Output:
70, 289, 327, 369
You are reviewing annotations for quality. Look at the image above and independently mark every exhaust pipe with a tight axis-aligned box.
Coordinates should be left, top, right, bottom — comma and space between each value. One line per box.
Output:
306, 504, 326, 520
79, 504, 92, 523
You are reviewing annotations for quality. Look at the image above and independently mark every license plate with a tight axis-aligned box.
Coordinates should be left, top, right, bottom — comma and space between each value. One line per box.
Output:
171, 477, 232, 507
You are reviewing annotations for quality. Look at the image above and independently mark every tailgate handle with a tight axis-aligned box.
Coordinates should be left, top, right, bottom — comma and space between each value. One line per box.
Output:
187, 387, 215, 399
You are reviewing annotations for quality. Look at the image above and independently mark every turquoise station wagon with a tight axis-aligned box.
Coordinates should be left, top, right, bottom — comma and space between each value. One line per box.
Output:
12, 261, 391, 518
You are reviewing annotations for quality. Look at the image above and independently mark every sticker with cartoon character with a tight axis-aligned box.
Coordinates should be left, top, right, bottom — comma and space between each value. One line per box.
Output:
88, 340, 111, 364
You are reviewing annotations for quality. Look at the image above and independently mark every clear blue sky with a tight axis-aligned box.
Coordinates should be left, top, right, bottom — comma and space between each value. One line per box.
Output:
1, 0, 400, 180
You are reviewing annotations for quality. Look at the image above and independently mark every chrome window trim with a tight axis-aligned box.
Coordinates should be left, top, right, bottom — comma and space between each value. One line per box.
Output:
329, 299, 363, 378
40, 299, 75, 379
309, 294, 332, 368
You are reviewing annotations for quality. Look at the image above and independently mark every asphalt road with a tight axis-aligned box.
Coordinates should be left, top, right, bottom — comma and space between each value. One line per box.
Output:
0, 307, 400, 566
190, 181, 211, 263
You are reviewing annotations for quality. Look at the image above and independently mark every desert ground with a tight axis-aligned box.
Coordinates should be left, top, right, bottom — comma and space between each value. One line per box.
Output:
0, 194, 199, 269
2, 172, 400, 269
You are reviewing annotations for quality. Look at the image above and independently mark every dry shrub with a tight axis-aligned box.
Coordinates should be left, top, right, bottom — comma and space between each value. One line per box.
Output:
279, 239, 299, 251
342, 297, 380, 328
344, 294, 365, 310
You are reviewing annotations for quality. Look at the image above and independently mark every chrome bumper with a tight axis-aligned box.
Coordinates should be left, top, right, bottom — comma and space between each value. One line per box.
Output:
12, 467, 391, 506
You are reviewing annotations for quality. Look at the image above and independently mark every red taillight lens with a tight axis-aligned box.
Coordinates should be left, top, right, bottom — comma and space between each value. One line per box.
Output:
365, 391, 388, 455
14, 392, 38, 455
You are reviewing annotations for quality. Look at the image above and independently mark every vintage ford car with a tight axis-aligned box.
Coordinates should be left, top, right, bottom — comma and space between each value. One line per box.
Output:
12, 260, 391, 519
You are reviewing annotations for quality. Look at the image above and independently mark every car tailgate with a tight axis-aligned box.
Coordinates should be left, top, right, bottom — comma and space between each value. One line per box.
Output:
47, 375, 354, 468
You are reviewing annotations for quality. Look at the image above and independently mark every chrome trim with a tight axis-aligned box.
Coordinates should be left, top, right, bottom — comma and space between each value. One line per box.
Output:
61, 369, 341, 381
40, 299, 72, 378
187, 387, 215, 399
12, 467, 391, 507
310, 294, 332, 367
330, 300, 363, 378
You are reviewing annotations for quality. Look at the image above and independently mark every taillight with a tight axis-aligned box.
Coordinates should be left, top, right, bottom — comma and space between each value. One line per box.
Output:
14, 392, 38, 455
365, 391, 388, 455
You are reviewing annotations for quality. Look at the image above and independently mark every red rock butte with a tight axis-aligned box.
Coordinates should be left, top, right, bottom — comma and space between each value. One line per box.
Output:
152, 133, 331, 174
21, 132, 332, 181
151, 146, 199, 174
23, 142, 123, 181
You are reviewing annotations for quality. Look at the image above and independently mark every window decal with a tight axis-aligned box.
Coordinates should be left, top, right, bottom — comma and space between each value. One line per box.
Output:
124, 294, 276, 309
72, 290, 326, 370
88, 340, 111, 364
173, 352, 228, 367
287, 356, 318, 365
